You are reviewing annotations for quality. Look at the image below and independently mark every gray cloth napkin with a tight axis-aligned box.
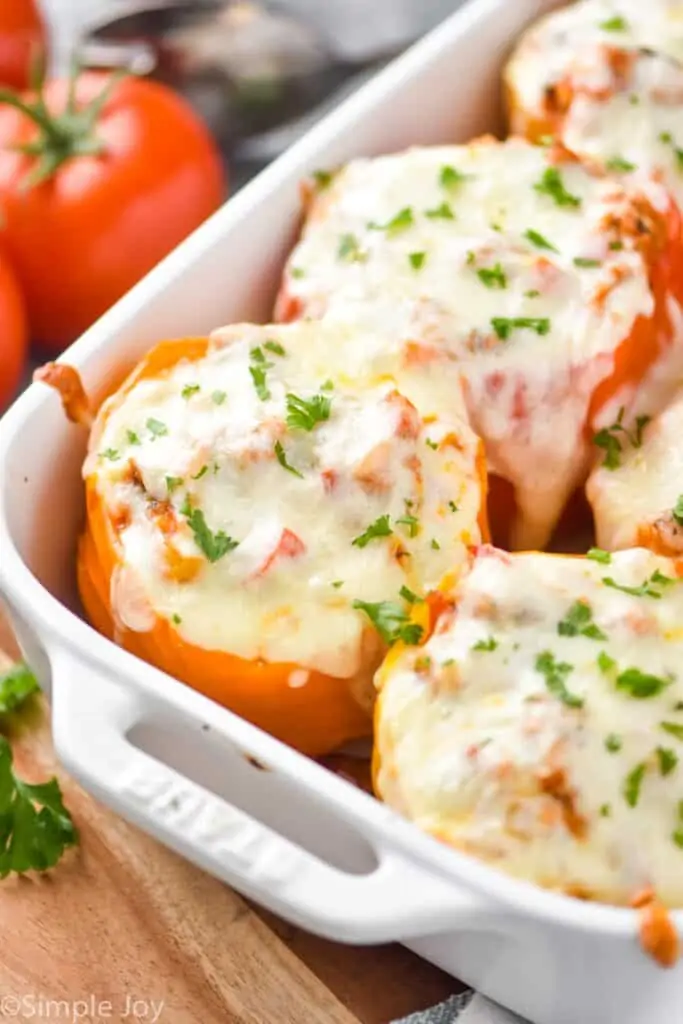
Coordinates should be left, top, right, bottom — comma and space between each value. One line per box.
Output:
393, 991, 525, 1024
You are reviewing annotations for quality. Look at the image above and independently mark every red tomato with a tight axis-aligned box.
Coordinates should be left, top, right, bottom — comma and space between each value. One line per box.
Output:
0, 0, 45, 90
0, 72, 225, 351
0, 246, 28, 407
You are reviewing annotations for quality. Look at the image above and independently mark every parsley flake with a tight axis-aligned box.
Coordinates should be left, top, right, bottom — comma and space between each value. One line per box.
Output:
126, 430, 141, 445
587, 547, 611, 564
477, 263, 507, 289
399, 585, 424, 605
600, 15, 629, 31
369, 207, 414, 235
672, 495, 683, 527
101, 448, 120, 461
440, 165, 468, 190
491, 317, 551, 340
657, 747, 678, 776
616, 667, 671, 699
534, 167, 582, 208
605, 733, 622, 753
165, 475, 183, 493
338, 233, 367, 262
274, 441, 303, 479
606, 156, 636, 173
352, 515, 393, 549
598, 651, 617, 674
352, 600, 424, 646
661, 721, 683, 742
473, 637, 498, 652
181, 498, 238, 562
397, 514, 419, 538
574, 257, 601, 268
557, 600, 607, 641
212, 390, 226, 405
264, 339, 286, 357
171, 613, 182, 625
181, 383, 200, 399
286, 392, 331, 431
409, 251, 427, 270
623, 762, 646, 807
524, 228, 559, 252
146, 418, 167, 438
425, 201, 455, 220
535, 650, 583, 707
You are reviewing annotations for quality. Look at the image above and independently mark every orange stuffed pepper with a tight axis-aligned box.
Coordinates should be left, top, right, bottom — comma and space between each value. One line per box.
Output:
58, 319, 487, 756
374, 542, 683, 964
505, 0, 683, 214
276, 136, 683, 550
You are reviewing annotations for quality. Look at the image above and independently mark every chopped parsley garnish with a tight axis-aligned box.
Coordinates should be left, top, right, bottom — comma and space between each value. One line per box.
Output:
606, 156, 636, 172
535, 650, 583, 708
0, 663, 39, 715
101, 448, 120, 461
598, 651, 617, 674
491, 317, 551, 340
399, 585, 424, 604
525, 289, 541, 298
312, 168, 333, 189
673, 829, 683, 849
165, 475, 183, 493
477, 263, 507, 289
534, 167, 581, 209
264, 339, 286, 357
599, 15, 629, 31
146, 417, 167, 438
248, 346, 272, 401
473, 637, 498, 652
660, 131, 674, 145
338, 233, 367, 262
600, 803, 612, 817
286, 392, 331, 431
409, 251, 427, 270
171, 613, 182, 625
369, 207, 414, 235
557, 600, 607, 641
212, 390, 226, 405
425, 438, 438, 450
331, 580, 344, 589
425, 201, 455, 220
524, 228, 559, 252
431, 539, 441, 550
0, 737, 78, 878
574, 257, 601, 268
352, 515, 393, 548
605, 733, 622, 753
291, 267, 305, 279
609, 240, 624, 251
587, 547, 612, 564
657, 747, 678, 776
181, 383, 200, 399
352, 600, 423, 646
593, 408, 650, 470
397, 514, 419, 538
672, 495, 683, 527
623, 762, 646, 807
661, 721, 683, 741
274, 441, 303, 479
181, 498, 238, 563
126, 430, 141, 445
615, 667, 671, 699
321, 379, 334, 392
192, 465, 208, 480
603, 569, 676, 600
448, 500, 459, 513
440, 165, 468, 190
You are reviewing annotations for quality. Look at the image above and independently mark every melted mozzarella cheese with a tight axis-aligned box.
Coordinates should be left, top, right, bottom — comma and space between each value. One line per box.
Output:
88, 321, 483, 678
508, 0, 683, 201
280, 137, 663, 549
376, 545, 683, 906
588, 389, 683, 552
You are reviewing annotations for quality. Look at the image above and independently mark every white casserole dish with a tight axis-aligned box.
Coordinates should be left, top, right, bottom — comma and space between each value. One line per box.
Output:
1, 1, 681, 1020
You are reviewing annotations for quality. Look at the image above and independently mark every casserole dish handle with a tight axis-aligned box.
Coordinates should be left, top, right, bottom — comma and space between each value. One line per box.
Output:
50, 654, 488, 944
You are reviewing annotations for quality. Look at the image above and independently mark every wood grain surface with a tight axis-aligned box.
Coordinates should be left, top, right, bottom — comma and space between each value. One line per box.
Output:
0, 619, 456, 1024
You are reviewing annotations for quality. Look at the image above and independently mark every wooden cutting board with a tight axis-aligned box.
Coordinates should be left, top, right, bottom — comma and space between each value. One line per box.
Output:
0, 618, 457, 1023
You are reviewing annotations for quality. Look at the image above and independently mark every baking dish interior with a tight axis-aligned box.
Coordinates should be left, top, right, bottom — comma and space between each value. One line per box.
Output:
0, 0, 579, 881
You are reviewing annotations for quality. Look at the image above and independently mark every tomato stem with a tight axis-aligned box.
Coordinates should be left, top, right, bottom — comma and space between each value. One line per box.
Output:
0, 65, 126, 189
